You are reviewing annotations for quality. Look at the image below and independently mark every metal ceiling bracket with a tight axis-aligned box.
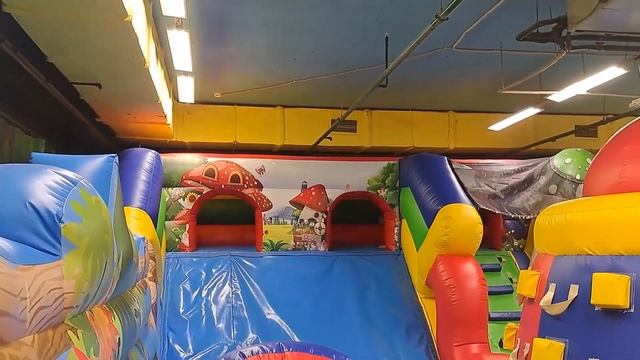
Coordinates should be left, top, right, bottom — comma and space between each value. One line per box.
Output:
379, 33, 390, 89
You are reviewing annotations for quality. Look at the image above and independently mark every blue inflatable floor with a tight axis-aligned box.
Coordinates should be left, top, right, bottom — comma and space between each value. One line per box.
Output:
159, 249, 436, 360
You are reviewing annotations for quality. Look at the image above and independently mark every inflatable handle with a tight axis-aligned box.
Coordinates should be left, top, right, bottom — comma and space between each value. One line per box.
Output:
539, 283, 579, 315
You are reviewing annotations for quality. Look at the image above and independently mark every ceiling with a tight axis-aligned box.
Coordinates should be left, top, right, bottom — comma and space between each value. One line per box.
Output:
5, 0, 172, 140
153, 0, 640, 115
3, 0, 639, 154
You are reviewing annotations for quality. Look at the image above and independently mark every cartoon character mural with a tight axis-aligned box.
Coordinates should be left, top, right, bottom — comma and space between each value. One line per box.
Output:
289, 182, 330, 250
161, 154, 400, 252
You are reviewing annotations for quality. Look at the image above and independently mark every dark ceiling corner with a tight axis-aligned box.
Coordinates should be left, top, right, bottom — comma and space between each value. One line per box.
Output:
0, 9, 123, 153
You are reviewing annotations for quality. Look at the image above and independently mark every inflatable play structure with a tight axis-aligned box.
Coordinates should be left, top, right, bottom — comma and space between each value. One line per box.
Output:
511, 119, 640, 360
0, 149, 164, 359
4, 119, 640, 359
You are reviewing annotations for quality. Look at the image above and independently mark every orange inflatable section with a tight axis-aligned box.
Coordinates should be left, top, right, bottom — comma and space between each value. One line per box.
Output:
584, 118, 640, 196
196, 225, 257, 247
186, 189, 263, 251
326, 191, 396, 251
426, 255, 508, 360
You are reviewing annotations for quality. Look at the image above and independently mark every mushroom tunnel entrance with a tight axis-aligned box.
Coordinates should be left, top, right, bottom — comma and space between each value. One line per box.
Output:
327, 192, 396, 251
188, 191, 263, 251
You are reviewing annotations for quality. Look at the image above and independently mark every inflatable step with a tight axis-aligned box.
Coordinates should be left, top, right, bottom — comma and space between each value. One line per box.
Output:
489, 311, 521, 321
484, 271, 512, 287
488, 285, 514, 295
481, 263, 502, 272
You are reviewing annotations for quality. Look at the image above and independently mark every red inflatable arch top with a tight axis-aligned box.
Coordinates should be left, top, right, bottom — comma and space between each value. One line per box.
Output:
326, 191, 396, 251
185, 189, 263, 252
584, 118, 640, 196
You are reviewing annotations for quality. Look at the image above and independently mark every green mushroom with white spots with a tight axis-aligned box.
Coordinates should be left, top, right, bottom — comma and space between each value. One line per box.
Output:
546, 148, 594, 197
551, 148, 594, 181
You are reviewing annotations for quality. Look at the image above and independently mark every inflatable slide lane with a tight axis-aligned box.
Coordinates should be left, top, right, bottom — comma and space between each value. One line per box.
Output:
158, 154, 437, 359
399, 153, 509, 360
0, 148, 164, 359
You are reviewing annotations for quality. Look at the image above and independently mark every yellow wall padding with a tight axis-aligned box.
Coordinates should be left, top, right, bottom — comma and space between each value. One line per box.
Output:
535, 192, 640, 255
516, 270, 541, 299
503, 322, 519, 351
124, 207, 164, 293
158, 103, 634, 154
531, 338, 566, 360
591, 272, 632, 310
418, 203, 483, 298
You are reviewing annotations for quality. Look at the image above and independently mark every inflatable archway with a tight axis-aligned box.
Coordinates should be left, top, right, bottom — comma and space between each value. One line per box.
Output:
326, 191, 396, 251
185, 189, 263, 251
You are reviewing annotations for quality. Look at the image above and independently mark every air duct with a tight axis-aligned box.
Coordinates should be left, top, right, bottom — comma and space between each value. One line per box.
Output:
568, 0, 640, 34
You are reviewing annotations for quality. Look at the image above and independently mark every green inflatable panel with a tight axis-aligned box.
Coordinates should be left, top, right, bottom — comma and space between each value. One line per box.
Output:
400, 187, 428, 250
156, 190, 167, 240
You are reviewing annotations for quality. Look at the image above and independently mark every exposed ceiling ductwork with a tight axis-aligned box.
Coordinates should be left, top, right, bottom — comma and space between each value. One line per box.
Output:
568, 0, 640, 34
517, 0, 640, 52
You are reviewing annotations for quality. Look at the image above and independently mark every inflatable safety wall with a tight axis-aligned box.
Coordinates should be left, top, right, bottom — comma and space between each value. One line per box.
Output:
0, 148, 163, 359
161, 154, 398, 252
513, 118, 640, 360
399, 153, 502, 360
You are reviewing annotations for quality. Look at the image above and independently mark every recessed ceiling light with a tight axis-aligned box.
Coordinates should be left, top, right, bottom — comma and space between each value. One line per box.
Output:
166, 29, 193, 72
177, 75, 195, 103
488, 107, 543, 131
547, 66, 628, 103
160, 0, 186, 18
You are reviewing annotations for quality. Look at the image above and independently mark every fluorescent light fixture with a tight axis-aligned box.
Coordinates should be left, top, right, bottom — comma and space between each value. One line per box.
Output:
122, 0, 173, 125
488, 107, 542, 131
160, 0, 186, 18
177, 75, 195, 103
167, 29, 193, 72
547, 66, 628, 102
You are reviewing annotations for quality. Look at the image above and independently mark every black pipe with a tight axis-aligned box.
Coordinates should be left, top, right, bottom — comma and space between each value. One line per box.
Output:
0, 37, 116, 150
571, 44, 640, 52
512, 109, 640, 154
70, 81, 103, 90
307, 0, 465, 152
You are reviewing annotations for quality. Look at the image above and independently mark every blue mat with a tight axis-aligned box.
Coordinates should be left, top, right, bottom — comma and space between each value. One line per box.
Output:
159, 250, 436, 360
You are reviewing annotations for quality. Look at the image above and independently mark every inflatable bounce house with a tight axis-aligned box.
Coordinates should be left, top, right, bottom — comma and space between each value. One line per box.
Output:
0, 149, 164, 359
510, 119, 640, 360
4, 119, 640, 360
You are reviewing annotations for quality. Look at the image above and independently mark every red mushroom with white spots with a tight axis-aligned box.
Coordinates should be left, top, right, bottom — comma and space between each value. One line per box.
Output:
289, 183, 329, 232
180, 160, 273, 211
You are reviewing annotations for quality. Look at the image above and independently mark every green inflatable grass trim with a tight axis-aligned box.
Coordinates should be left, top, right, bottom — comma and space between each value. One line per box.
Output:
156, 190, 167, 240
400, 187, 428, 250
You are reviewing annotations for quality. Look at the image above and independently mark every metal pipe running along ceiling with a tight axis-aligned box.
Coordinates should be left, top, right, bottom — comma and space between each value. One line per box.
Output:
308, 0, 465, 152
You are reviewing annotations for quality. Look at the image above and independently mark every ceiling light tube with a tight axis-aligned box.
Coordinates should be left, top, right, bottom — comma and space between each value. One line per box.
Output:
160, 0, 186, 18
177, 75, 195, 103
547, 66, 628, 103
167, 29, 193, 72
488, 107, 542, 131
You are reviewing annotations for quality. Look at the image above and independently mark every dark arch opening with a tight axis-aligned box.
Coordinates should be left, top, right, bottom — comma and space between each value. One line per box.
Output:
187, 190, 263, 251
204, 167, 217, 179
327, 191, 396, 251
229, 173, 242, 184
